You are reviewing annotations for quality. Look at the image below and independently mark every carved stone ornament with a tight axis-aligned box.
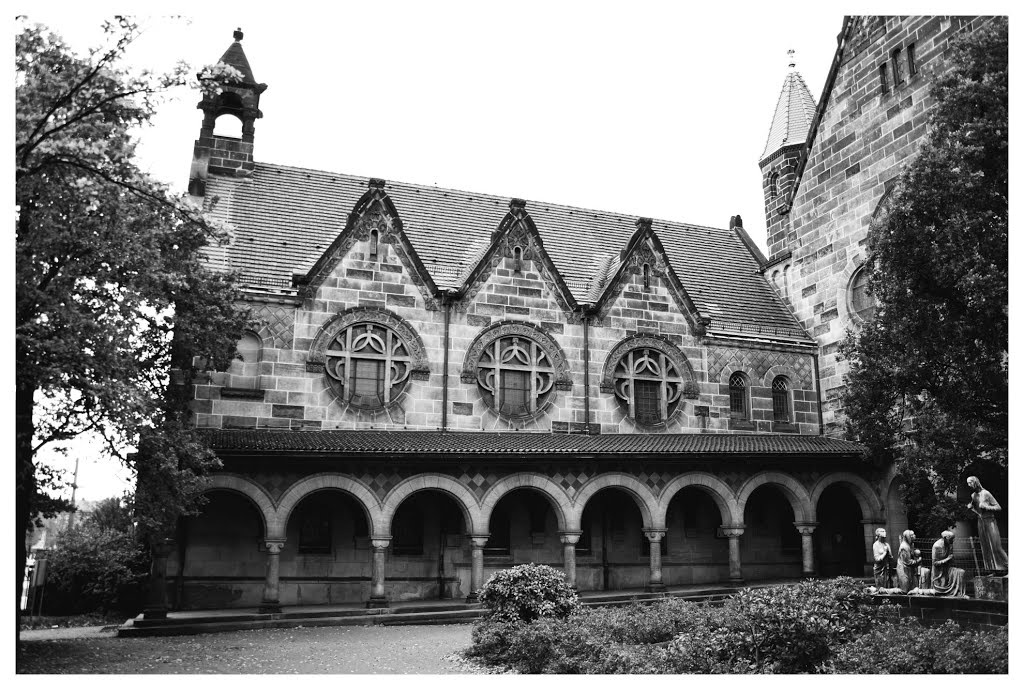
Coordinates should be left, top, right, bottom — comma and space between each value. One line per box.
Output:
307, 307, 429, 410
461, 320, 572, 419
601, 334, 695, 426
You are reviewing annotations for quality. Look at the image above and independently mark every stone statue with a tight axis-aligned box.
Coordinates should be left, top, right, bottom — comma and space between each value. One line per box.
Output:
967, 476, 1008, 574
896, 530, 923, 593
930, 530, 967, 598
872, 528, 894, 588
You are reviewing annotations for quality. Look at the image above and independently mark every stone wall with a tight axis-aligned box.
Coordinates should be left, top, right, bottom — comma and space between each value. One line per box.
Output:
782, 16, 994, 434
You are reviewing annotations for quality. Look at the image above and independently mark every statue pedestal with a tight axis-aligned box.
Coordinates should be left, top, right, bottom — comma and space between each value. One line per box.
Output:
972, 575, 1008, 601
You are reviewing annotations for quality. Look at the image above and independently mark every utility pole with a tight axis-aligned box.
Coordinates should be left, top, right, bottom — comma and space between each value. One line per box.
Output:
65, 457, 80, 531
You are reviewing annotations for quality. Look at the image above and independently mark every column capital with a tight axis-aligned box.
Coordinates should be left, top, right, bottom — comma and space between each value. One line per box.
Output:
371, 538, 392, 550
643, 529, 667, 542
559, 531, 583, 545
793, 521, 819, 536
469, 534, 490, 548
720, 524, 745, 538
264, 539, 286, 554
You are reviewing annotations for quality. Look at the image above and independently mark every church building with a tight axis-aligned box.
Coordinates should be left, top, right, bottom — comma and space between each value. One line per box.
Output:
169, 17, 984, 611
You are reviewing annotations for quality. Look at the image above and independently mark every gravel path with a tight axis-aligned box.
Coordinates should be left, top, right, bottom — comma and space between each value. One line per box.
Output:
17, 623, 478, 674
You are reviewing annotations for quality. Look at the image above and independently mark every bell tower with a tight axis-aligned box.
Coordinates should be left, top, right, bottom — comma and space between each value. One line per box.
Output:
188, 28, 268, 197
759, 50, 816, 262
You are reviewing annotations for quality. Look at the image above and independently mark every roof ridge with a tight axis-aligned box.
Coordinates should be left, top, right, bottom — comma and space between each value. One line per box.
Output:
253, 162, 731, 234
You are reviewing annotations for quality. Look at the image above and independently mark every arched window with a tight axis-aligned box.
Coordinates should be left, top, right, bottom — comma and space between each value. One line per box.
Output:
213, 113, 243, 138
642, 263, 651, 290
729, 372, 749, 420
878, 63, 889, 95
612, 347, 686, 425
368, 229, 378, 258
769, 171, 779, 198
324, 322, 413, 410
513, 246, 523, 273
772, 376, 791, 423
782, 264, 791, 300
848, 265, 877, 323
892, 48, 904, 85
907, 43, 917, 77
477, 336, 555, 417
228, 331, 262, 389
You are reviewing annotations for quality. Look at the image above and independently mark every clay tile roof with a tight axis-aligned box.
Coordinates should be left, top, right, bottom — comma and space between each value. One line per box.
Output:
205, 166, 810, 339
200, 429, 865, 457
219, 38, 257, 84
760, 68, 817, 163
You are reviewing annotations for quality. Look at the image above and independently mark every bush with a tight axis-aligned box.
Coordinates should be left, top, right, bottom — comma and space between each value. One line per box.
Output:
466, 577, 880, 674
824, 619, 1009, 674
41, 525, 149, 615
478, 563, 580, 624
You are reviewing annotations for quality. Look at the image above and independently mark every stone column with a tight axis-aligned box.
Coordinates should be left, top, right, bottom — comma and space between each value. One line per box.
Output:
559, 531, 583, 588
259, 540, 286, 613
862, 520, 887, 578
143, 538, 175, 620
367, 537, 391, 608
644, 529, 667, 592
793, 522, 818, 578
721, 525, 745, 585
466, 534, 489, 603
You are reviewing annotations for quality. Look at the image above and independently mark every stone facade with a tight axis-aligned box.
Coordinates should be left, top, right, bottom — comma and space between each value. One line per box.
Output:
764, 16, 995, 434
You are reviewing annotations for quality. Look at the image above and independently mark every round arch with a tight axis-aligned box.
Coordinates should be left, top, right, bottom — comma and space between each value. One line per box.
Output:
809, 472, 885, 522
381, 474, 485, 536
761, 364, 811, 391
201, 473, 275, 536
272, 473, 383, 540
479, 473, 573, 532
735, 471, 813, 523
656, 472, 741, 526
569, 474, 660, 531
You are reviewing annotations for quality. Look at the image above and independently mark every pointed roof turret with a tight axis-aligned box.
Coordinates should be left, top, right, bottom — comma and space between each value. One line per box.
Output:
218, 28, 257, 84
759, 50, 817, 163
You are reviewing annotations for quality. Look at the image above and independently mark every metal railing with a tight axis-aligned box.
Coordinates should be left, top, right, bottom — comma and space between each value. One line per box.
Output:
909, 536, 1009, 581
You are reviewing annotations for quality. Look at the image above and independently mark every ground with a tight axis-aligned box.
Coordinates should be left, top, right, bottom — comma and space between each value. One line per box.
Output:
16, 623, 480, 674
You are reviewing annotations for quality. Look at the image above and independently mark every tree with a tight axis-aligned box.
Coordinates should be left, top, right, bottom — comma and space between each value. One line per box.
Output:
840, 19, 1008, 536
16, 18, 250, 624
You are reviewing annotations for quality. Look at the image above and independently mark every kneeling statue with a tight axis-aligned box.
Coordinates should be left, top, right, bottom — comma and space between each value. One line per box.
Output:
931, 530, 968, 598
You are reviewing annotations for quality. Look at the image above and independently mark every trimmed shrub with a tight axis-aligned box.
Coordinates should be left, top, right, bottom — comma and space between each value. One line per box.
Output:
478, 563, 580, 624
823, 619, 1009, 674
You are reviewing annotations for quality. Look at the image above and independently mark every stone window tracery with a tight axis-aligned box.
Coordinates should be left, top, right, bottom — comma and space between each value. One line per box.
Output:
729, 372, 750, 419
613, 348, 685, 425
847, 265, 876, 324
324, 323, 412, 410
477, 336, 556, 417
462, 321, 572, 420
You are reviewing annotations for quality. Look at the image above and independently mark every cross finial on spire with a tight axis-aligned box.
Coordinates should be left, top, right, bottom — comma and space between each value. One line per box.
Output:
233, 28, 244, 42
787, 49, 796, 70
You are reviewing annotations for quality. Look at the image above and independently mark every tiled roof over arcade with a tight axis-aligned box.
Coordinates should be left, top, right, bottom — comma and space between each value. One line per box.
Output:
203, 165, 809, 339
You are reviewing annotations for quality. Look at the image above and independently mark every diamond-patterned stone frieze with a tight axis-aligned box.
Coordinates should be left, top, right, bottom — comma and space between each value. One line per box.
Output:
708, 346, 813, 388
253, 304, 295, 350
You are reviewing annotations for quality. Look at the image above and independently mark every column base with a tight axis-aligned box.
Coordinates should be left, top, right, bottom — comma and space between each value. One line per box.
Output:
465, 592, 479, 603
728, 578, 745, 587
644, 583, 667, 593
258, 603, 282, 614
142, 607, 169, 620
366, 596, 390, 609
801, 571, 817, 579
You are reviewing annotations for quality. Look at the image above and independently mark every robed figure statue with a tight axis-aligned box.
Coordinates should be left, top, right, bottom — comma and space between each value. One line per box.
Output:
896, 530, 923, 593
931, 530, 968, 598
872, 528, 894, 588
967, 476, 1008, 574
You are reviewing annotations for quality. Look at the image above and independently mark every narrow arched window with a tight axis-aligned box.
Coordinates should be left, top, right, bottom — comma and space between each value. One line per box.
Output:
369, 229, 378, 258
642, 263, 651, 290
782, 264, 791, 300
513, 246, 523, 273
892, 48, 904, 85
769, 171, 779, 198
906, 43, 917, 77
879, 63, 889, 95
772, 376, 791, 422
228, 331, 262, 389
729, 372, 749, 419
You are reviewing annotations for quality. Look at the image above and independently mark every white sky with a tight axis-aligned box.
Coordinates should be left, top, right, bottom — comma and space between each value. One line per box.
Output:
12, 1, 1015, 504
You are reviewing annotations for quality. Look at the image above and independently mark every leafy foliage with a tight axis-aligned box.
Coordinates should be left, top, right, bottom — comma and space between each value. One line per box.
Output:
478, 563, 580, 624
467, 578, 884, 674
840, 19, 1008, 527
823, 618, 1009, 674
15, 15, 250, 586
41, 515, 149, 615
